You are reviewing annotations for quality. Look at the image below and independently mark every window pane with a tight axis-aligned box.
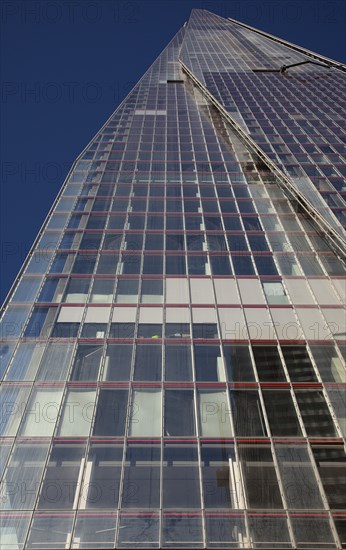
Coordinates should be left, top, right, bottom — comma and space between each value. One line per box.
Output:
121, 445, 160, 509
223, 345, 255, 382
163, 445, 201, 508
141, 279, 163, 303
201, 444, 242, 508
165, 390, 196, 436
57, 389, 95, 437
194, 345, 225, 381
103, 344, 133, 381
0, 386, 30, 436
109, 323, 136, 339
72, 512, 117, 549
133, 344, 162, 381
20, 388, 63, 437
312, 446, 346, 509
70, 344, 103, 381
281, 345, 317, 382
165, 345, 192, 381
309, 345, 346, 383
248, 514, 291, 548
129, 389, 162, 437
295, 391, 337, 437
262, 390, 302, 436
198, 390, 232, 437
37, 443, 86, 509
238, 445, 283, 509
275, 445, 324, 509
37, 342, 74, 381
1, 441, 49, 510
162, 514, 203, 547
117, 513, 159, 548
252, 345, 286, 382
81, 444, 122, 509
26, 513, 74, 549
93, 389, 128, 436
115, 279, 139, 303
230, 390, 266, 436
5, 343, 45, 381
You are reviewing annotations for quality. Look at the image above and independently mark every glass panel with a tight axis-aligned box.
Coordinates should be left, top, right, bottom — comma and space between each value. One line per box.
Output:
81, 443, 122, 509
103, 344, 133, 381
109, 323, 135, 339
205, 513, 247, 548
164, 344, 193, 381
162, 514, 203, 548
128, 389, 162, 437
295, 391, 337, 437
70, 344, 103, 381
81, 323, 107, 339
223, 345, 255, 382
115, 279, 139, 303
89, 279, 115, 303
133, 344, 162, 381
165, 390, 196, 436
165, 323, 190, 338
26, 512, 74, 549
198, 390, 232, 437
275, 445, 324, 509
252, 345, 286, 382
0, 512, 31, 550
121, 445, 160, 509
309, 345, 346, 383
0, 342, 16, 379
248, 514, 291, 549
72, 512, 117, 549
117, 513, 160, 548
312, 446, 346, 509
0, 440, 12, 479
5, 342, 45, 381
37, 442, 86, 509
230, 390, 267, 436
194, 345, 225, 381
238, 445, 283, 509
141, 280, 163, 303
263, 281, 289, 304
290, 514, 336, 548
57, 389, 95, 437
262, 390, 302, 436
23, 307, 56, 338
281, 345, 318, 382
0, 384, 30, 437
137, 323, 162, 338
1, 441, 49, 510
201, 444, 245, 509
36, 342, 74, 381
93, 389, 128, 436
163, 445, 201, 508
20, 388, 63, 437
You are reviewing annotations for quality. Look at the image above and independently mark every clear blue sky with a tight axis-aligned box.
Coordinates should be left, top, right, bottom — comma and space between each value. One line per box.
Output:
1, 0, 345, 304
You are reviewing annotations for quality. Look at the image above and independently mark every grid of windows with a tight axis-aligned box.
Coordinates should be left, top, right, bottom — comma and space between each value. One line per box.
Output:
0, 9, 345, 550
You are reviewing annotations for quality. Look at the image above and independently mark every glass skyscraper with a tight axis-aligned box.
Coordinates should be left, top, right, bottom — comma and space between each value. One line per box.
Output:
0, 9, 345, 549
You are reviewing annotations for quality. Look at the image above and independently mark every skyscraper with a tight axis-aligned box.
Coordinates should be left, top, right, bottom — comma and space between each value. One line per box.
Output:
0, 8, 345, 549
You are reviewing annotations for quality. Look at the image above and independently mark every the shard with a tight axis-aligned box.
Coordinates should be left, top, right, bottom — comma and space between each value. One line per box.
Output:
0, 9, 345, 549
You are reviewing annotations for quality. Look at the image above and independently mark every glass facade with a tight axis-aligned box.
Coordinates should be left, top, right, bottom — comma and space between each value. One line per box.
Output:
0, 9, 345, 549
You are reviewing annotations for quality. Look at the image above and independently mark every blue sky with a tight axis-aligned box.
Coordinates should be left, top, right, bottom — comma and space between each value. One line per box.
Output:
1, 0, 346, 303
